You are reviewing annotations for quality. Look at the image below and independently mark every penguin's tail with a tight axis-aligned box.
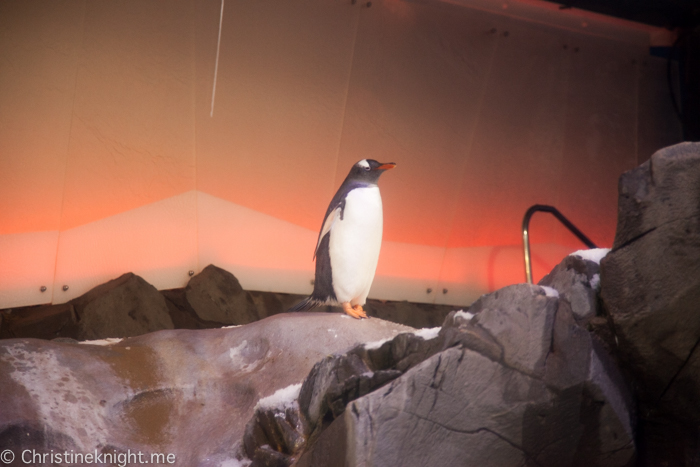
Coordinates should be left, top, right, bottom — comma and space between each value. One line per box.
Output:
287, 297, 323, 312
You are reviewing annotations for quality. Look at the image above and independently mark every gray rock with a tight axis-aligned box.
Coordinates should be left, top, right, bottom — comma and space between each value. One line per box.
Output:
161, 287, 222, 329
295, 413, 347, 467
539, 254, 601, 324
601, 142, 700, 422
298, 284, 635, 466
185, 265, 260, 325
469, 284, 558, 378
611, 141, 700, 248
70, 273, 174, 340
363, 299, 455, 329
0, 313, 413, 466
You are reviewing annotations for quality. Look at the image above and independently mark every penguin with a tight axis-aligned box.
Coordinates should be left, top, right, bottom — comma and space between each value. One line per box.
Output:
289, 159, 396, 319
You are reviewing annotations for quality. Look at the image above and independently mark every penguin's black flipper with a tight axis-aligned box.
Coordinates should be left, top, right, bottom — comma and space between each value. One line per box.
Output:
287, 297, 323, 312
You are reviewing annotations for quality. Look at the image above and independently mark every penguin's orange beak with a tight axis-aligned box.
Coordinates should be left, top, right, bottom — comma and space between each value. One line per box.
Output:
377, 162, 396, 170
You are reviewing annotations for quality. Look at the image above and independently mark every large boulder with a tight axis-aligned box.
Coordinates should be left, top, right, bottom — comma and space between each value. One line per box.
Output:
70, 273, 174, 340
601, 142, 700, 417
184, 264, 260, 325
0, 273, 175, 341
0, 313, 412, 466
296, 284, 635, 467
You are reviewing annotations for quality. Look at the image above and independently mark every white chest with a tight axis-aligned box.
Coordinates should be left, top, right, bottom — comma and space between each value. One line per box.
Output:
328, 186, 384, 304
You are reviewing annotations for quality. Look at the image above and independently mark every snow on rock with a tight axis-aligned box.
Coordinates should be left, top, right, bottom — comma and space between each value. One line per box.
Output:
364, 337, 391, 350
454, 310, 474, 321
540, 286, 560, 298
365, 326, 441, 349
412, 327, 441, 341
571, 248, 611, 265
219, 458, 252, 467
78, 338, 123, 346
255, 383, 302, 411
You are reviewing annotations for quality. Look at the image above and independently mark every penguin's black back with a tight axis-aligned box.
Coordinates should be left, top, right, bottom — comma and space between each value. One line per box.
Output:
288, 232, 336, 311
312, 231, 335, 301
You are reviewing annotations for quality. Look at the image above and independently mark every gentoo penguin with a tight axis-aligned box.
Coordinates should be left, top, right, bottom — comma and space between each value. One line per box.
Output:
289, 159, 396, 319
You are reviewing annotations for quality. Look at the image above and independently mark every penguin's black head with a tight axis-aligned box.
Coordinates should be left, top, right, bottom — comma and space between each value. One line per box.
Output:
348, 159, 396, 184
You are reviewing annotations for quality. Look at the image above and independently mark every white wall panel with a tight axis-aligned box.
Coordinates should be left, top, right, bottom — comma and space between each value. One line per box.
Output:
338, 0, 499, 247
449, 15, 570, 250
59, 0, 196, 231
194, 0, 360, 232
0, 0, 81, 234
197, 192, 316, 295
53, 191, 198, 303
435, 242, 576, 305
373, 242, 446, 304
0, 231, 60, 308
556, 32, 641, 247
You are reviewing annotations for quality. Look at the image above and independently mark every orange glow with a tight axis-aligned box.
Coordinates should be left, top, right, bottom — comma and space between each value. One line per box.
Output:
1, 0, 673, 310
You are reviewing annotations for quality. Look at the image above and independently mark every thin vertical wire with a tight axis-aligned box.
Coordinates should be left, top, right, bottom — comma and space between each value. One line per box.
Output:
210, 0, 224, 118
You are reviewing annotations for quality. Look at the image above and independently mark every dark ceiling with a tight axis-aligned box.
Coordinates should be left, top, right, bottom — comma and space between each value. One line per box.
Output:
545, 0, 700, 29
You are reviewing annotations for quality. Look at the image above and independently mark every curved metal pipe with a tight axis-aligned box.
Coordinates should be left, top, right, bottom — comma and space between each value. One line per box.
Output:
522, 204, 598, 284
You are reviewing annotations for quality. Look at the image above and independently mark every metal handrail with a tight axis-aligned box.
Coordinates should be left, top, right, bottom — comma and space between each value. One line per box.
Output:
522, 204, 598, 284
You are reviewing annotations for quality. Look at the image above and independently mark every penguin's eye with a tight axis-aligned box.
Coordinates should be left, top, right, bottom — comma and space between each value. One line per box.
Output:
362, 165, 371, 171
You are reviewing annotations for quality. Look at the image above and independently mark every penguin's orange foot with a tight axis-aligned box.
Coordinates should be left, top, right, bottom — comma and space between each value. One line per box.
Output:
342, 302, 367, 319
353, 304, 369, 319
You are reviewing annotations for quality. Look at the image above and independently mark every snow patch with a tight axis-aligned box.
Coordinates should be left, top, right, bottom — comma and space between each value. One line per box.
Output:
571, 248, 611, 265
365, 326, 442, 350
412, 327, 440, 341
229, 340, 247, 361
364, 337, 390, 350
590, 273, 601, 291
219, 458, 251, 467
79, 338, 123, 346
228, 340, 268, 373
540, 286, 560, 298
255, 383, 302, 411
454, 310, 474, 321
